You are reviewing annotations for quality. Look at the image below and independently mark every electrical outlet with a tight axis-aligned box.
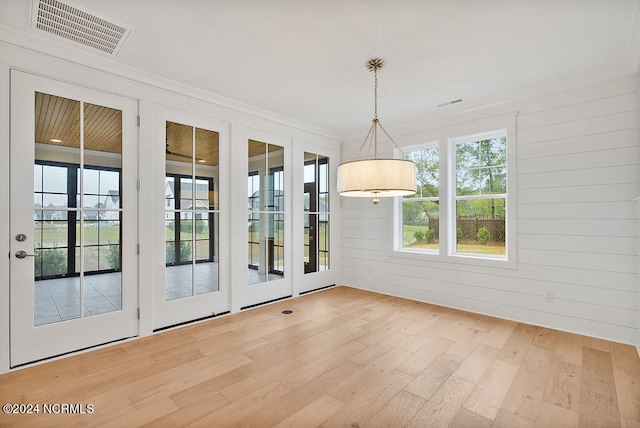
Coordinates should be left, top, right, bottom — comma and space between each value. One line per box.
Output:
545, 292, 554, 303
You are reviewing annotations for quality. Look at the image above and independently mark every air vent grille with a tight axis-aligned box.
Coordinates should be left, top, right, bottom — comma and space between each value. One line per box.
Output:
31, 0, 132, 55
437, 98, 464, 108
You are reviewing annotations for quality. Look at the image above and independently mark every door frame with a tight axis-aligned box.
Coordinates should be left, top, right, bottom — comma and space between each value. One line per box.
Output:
9, 70, 139, 367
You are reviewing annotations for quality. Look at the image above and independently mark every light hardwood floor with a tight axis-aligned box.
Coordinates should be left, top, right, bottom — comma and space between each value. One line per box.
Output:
1, 286, 639, 427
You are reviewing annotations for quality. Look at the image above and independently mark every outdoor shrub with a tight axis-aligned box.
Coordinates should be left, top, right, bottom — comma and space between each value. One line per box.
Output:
456, 228, 463, 243
106, 244, 120, 270
413, 230, 425, 242
477, 227, 491, 245
166, 241, 192, 264
195, 219, 206, 234
35, 248, 67, 277
166, 242, 175, 264
180, 241, 192, 261
424, 229, 435, 244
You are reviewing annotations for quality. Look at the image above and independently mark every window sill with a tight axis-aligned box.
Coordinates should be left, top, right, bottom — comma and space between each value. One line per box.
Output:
391, 248, 516, 270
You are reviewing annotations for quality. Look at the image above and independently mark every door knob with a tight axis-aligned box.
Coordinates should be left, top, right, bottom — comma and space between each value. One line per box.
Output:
15, 250, 35, 259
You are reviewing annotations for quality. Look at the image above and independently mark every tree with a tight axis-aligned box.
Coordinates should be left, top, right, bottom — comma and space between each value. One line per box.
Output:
455, 137, 506, 219
405, 147, 439, 222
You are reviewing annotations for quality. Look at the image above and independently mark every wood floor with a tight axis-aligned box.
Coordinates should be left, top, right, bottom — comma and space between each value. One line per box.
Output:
1, 286, 639, 427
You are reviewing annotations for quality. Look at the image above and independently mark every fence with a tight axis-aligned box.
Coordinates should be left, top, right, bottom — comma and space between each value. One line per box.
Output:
428, 217, 505, 243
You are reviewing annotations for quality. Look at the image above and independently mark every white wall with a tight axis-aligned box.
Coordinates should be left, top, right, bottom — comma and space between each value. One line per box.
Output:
340, 75, 639, 346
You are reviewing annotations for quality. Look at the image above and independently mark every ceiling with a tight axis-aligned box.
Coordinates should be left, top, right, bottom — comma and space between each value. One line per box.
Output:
1, 0, 639, 136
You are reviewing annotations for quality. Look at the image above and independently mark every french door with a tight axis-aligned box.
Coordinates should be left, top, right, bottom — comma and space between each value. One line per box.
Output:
153, 110, 230, 329
10, 71, 138, 366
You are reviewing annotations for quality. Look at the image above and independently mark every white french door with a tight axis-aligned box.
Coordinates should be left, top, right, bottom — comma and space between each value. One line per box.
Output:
231, 126, 292, 310
153, 108, 230, 329
10, 71, 138, 366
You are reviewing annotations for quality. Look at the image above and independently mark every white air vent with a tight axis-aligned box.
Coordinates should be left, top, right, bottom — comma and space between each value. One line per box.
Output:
31, 0, 132, 56
437, 98, 464, 108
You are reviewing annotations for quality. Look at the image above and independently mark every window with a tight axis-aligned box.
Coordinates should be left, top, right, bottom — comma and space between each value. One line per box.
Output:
164, 174, 215, 266
395, 128, 512, 264
34, 161, 122, 279
453, 132, 506, 257
400, 146, 439, 253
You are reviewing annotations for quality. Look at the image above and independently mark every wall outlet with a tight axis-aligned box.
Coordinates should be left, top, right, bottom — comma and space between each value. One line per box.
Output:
545, 292, 554, 303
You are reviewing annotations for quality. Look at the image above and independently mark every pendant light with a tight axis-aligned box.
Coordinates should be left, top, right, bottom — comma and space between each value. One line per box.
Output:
337, 58, 417, 204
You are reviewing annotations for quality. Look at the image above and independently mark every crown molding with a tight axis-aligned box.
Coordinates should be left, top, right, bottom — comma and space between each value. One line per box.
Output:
0, 24, 341, 142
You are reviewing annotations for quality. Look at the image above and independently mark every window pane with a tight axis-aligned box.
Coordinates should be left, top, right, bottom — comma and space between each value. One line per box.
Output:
101, 220, 120, 245
455, 198, 505, 256
82, 245, 99, 272
457, 137, 507, 197
100, 170, 120, 196
304, 163, 315, 183
41, 220, 68, 248
165, 177, 175, 200
481, 166, 506, 194
319, 157, 328, 194
402, 200, 439, 251
83, 169, 99, 195
42, 193, 68, 208
35, 248, 68, 277
303, 213, 310, 264
481, 137, 507, 167
194, 179, 209, 201
179, 240, 193, 263
42, 165, 68, 194
405, 147, 439, 198
34, 165, 43, 192
195, 240, 210, 261
99, 245, 120, 270
180, 215, 193, 242
83, 220, 99, 245
319, 213, 329, 270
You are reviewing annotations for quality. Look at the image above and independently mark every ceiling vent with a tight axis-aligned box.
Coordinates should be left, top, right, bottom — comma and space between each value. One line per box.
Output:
31, 0, 132, 56
437, 98, 464, 108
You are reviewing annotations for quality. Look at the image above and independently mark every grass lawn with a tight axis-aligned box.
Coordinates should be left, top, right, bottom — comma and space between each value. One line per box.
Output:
403, 224, 505, 255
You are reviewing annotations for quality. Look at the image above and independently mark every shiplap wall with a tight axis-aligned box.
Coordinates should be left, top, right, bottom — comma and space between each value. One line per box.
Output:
339, 75, 639, 345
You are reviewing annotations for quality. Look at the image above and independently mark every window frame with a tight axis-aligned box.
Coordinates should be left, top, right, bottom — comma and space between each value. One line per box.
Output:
448, 129, 508, 262
392, 117, 516, 269
395, 141, 441, 255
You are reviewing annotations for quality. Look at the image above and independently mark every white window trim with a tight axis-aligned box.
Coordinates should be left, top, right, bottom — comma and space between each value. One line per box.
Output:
392, 116, 517, 269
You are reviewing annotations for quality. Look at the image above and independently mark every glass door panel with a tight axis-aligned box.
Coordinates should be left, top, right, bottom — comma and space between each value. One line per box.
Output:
165, 121, 219, 301
155, 114, 228, 330
303, 152, 330, 274
248, 140, 285, 285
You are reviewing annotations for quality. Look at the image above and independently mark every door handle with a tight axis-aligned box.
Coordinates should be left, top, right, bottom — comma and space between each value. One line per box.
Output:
15, 251, 35, 259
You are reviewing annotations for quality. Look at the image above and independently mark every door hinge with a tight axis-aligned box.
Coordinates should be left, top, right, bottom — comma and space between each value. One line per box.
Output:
137, 308, 140, 319
137, 179, 140, 191
137, 244, 140, 255
137, 115, 140, 127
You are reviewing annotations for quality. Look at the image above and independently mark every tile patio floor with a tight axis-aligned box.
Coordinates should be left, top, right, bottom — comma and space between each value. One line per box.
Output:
34, 263, 283, 326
